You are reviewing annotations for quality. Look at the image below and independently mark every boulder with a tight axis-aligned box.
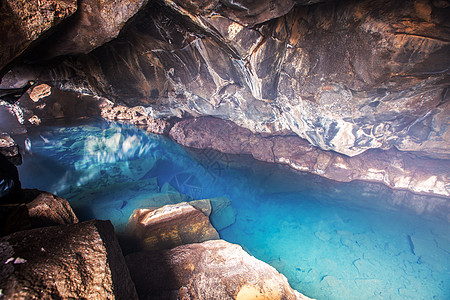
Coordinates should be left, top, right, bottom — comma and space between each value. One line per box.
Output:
125, 239, 312, 299
0, 0, 77, 74
209, 197, 236, 231
24, 189, 79, 228
0, 133, 21, 165
127, 202, 219, 250
0, 220, 138, 299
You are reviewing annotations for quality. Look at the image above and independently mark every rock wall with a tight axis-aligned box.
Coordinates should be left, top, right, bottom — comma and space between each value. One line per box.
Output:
22, 0, 449, 159
0, 0, 449, 198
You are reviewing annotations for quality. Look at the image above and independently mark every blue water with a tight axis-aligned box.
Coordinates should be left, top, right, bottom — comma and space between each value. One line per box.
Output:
18, 119, 450, 299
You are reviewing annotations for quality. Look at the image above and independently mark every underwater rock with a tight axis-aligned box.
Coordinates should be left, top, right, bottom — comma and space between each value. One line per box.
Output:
127, 202, 219, 251
188, 198, 236, 230
24, 189, 79, 228
0, 133, 21, 165
209, 197, 237, 230
170, 117, 450, 198
0, 220, 138, 299
125, 239, 312, 299
0, 0, 77, 73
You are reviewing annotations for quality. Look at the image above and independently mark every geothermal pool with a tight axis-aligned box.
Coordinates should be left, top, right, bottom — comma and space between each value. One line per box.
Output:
18, 119, 449, 300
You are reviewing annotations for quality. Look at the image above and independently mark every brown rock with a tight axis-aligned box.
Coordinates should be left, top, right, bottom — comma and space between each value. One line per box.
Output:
24, 189, 79, 228
127, 202, 219, 251
0, 220, 138, 299
29, 0, 149, 60
36, 0, 449, 159
0, 0, 77, 73
170, 117, 450, 200
18, 84, 103, 123
0, 133, 21, 165
125, 239, 312, 300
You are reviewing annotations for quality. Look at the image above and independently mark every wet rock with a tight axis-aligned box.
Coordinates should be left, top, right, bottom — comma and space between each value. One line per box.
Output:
24, 189, 79, 228
0, 220, 138, 299
0, 133, 21, 165
0, 0, 77, 73
209, 197, 237, 230
170, 117, 450, 198
127, 202, 219, 250
101, 104, 172, 135
125, 239, 312, 299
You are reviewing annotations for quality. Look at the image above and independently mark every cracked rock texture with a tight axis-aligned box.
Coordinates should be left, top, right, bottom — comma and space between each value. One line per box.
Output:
0, 0, 77, 73
170, 116, 450, 199
0, 220, 138, 299
126, 239, 312, 300
24, 189, 79, 228
25, 0, 450, 159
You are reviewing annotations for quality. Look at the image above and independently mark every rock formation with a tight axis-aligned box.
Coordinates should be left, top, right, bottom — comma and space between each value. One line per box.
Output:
126, 239, 312, 300
127, 202, 219, 250
170, 116, 450, 198
0, 0, 77, 73
9, 0, 446, 159
0, 220, 138, 299
24, 189, 79, 228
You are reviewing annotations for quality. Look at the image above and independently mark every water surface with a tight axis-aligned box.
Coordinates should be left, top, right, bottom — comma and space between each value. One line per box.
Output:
18, 119, 450, 300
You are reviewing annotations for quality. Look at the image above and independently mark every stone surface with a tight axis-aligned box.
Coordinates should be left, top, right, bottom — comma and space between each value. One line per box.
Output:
170, 117, 450, 198
127, 202, 219, 250
0, 220, 138, 299
0, 133, 21, 165
0, 0, 77, 73
209, 197, 236, 230
34, 0, 450, 160
125, 239, 312, 299
28, 0, 149, 60
24, 189, 79, 228
17, 84, 105, 124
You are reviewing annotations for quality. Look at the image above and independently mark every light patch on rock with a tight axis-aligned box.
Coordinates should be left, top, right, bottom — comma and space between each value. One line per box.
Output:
227, 22, 243, 40
28, 84, 51, 102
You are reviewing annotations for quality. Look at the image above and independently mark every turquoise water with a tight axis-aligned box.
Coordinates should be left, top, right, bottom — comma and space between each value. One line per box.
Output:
18, 120, 450, 299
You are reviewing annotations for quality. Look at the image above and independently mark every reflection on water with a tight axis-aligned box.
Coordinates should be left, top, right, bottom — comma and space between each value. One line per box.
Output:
18, 119, 450, 300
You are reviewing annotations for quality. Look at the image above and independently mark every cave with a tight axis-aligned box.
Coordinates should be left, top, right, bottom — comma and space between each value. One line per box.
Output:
0, 0, 449, 299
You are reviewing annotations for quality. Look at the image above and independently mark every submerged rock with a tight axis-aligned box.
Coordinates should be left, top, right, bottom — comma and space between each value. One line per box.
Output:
127, 202, 219, 250
209, 197, 237, 230
125, 239, 312, 299
0, 220, 138, 299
